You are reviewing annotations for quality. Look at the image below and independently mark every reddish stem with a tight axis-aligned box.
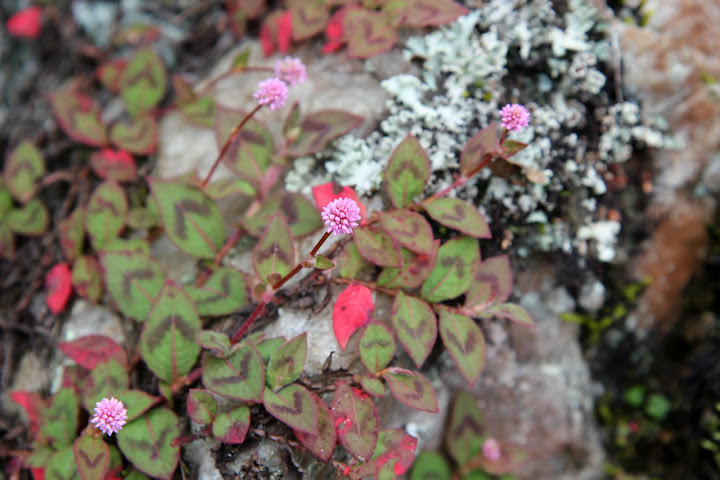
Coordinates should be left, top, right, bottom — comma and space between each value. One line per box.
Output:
214, 228, 245, 265
230, 301, 267, 344
201, 104, 262, 188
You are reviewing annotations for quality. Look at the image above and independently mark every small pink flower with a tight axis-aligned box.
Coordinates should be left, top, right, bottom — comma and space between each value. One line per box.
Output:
253, 77, 288, 110
91, 397, 127, 436
322, 197, 361, 235
274, 57, 307, 86
482, 437, 501, 461
499, 103, 530, 132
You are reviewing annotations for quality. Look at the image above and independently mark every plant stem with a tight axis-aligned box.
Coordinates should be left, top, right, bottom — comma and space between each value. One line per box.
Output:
229, 231, 333, 344
195, 66, 274, 97
201, 104, 262, 188
214, 227, 244, 265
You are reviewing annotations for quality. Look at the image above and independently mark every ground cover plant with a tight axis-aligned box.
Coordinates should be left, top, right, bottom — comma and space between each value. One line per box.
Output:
0, 2, 546, 479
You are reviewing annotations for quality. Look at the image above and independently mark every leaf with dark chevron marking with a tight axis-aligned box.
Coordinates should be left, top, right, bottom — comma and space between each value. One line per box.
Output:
358, 322, 395, 374
438, 307, 486, 387
263, 384, 318, 435
73, 435, 109, 480
253, 212, 295, 287
266, 333, 307, 389
202, 345, 265, 403
117, 408, 180, 480
382, 368, 438, 413
139, 281, 201, 383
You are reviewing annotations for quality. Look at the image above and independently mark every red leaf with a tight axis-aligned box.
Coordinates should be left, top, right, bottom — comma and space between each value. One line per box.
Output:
57, 335, 128, 369
31, 468, 45, 480
260, 21, 275, 57
6, 6, 42, 39
311, 182, 367, 223
277, 10, 293, 54
333, 284, 374, 350
322, 6, 348, 53
9, 391, 45, 435
89, 149, 137, 182
46, 263, 72, 314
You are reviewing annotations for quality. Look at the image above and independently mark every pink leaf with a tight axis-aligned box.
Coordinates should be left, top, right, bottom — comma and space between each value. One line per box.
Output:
311, 182, 367, 224
57, 335, 128, 369
89, 149, 137, 183
6, 6, 42, 39
333, 284, 374, 350
322, 6, 349, 54
260, 20, 275, 57
46, 263, 72, 314
9, 391, 45, 435
277, 10, 293, 54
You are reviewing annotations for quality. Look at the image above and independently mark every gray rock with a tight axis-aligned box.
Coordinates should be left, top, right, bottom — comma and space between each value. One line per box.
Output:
579, 279, 606, 312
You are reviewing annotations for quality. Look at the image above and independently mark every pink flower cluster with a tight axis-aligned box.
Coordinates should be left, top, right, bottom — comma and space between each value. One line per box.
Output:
499, 103, 530, 132
253, 57, 307, 111
91, 397, 127, 436
482, 437, 501, 461
322, 197, 361, 235
274, 57, 307, 86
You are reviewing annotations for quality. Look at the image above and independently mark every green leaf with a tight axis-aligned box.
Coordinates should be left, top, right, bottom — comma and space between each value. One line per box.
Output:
0, 187, 12, 216
202, 346, 265, 403
0, 223, 14, 259
378, 243, 439, 290
384, 134, 431, 208
350, 428, 418, 479
243, 191, 323, 237
263, 383, 318, 435
148, 177, 226, 259
215, 106, 273, 188
140, 281, 202, 383
423, 198, 491, 238
196, 330, 231, 358
383, 368, 438, 413
355, 374, 386, 397
45, 446, 78, 480
345, 9, 397, 58
187, 389, 217, 426
623, 385, 645, 408
353, 226, 402, 268
390, 291, 437, 368
73, 435, 109, 480
110, 114, 158, 155
89, 149, 137, 183
181, 96, 216, 128
266, 333, 307, 389
230, 48, 251, 70
459, 123, 499, 177
421, 236, 480, 303
117, 408, 180, 480
358, 322, 395, 374
330, 381, 379, 461
85, 180, 127, 249
71, 255, 103, 303
3, 140, 45, 203
81, 358, 129, 411
290, 1, 328, 40
185, 268, 248, 316
6, 198, 48, 235
102, 237, 150, 255
314, 254, 335, 269
253, 337, 286, 365
116, 389, 161, 422
212, 405, 250, 444
500, 139, 528, 158
126, 207, 160, 230
120, 47, 168, 117
471, 255, 513, 305
286, 110, 364, 157
294, 393, 337, 462
253, 212, 295, 286
378, 209, 435, 255
99, 251, 165, 320
97, 58, 127, 93
339, 241, 371, 278
40, 388, 78, 447
438, 308, 486, 387
204, 177, 256, 200
645, 393, 671, 421
410, 451, 451, 480
58, 207, 84, 262
401, 0, 469, 27
446, 390, 485, 467
477, 303, 535, 329
49, 90, 107, 147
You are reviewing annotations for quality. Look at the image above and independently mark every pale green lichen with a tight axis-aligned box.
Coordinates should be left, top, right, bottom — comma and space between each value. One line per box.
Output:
286, 0, 676, 263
